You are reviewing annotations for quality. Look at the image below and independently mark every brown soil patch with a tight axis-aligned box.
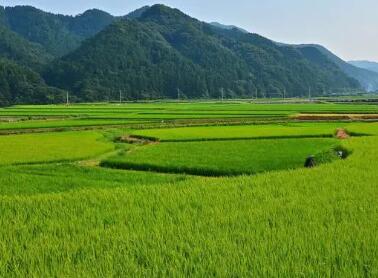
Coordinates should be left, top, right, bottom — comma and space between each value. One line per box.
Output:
117, 135, 159, 145
336, 128, 350, 140
293, 114, 378, 121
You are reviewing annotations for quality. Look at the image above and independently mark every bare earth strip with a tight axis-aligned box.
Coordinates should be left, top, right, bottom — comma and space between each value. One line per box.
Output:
293, 114, 378, 121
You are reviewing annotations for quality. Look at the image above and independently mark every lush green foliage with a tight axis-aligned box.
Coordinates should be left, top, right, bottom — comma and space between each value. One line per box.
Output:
0, 58, 63, 107
101, 138, 338, 176
0, 24, 52, 70
132, 122, 346, 141
0, 131, 113, 165
0, 4, 372, 105
1, 102, 377, 131
44, 5, 360, 101
0, 164, 189, 196
1, 6, 115, 57
0, 103, 377, 276
300, 44, 378, 92
0, 122, 377, 276
0, 6, 117, 106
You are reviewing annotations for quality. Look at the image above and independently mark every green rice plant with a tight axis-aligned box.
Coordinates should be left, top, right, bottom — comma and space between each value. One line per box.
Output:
0, 131, 113, 165
0, 119, 149, 131
0, 164, 190, 195
0, 104, 376, 276
131, 122, 349, 141
0, 133, 377, 276
101, 138, 338, 176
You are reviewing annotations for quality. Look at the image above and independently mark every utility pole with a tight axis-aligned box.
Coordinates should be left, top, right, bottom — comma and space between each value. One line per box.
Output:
255, 88, 258, 100
177, 88, 180, 100
308, 86, 312, 102
66, 91, 69, 106
221, 88, 224, 102
119, 90, 122, 104
283, 88, 286, 101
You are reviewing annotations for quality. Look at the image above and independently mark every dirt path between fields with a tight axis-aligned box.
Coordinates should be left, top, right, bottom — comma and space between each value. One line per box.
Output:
293, 114, 378, 121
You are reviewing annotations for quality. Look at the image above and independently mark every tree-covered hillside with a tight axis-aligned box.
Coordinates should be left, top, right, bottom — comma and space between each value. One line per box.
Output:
1, 6, 116, 57
0, 25, 53, 70
0, 4, 369, 105
0, 58, 63, 106
295, 44, 378, 92
349, 60, 378, 75
44, 5, 360, 101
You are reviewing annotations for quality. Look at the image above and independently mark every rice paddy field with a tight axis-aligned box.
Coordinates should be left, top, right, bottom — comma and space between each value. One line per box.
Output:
0, 101, 377, 276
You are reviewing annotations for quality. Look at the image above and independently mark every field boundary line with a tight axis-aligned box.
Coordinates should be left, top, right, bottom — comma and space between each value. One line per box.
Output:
158, 134, 336, 143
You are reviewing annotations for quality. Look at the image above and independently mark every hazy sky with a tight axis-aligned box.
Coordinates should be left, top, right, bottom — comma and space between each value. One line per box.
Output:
3, 0, 378, 61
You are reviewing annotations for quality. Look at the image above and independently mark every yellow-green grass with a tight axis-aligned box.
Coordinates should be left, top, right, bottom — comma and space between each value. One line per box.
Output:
0, 131, 113, 165
0, 127, 377, 276
1, 102, 377, 134
0, 164, 190, 196
0, 118, 151, 131
132, 122, 349, 141
2, 102, 378, 118
101, 138, 339, 176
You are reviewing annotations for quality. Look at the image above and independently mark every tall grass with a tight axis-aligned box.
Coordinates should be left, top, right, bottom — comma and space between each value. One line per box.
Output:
0, 104, 377, 276
0, 135, 377, 276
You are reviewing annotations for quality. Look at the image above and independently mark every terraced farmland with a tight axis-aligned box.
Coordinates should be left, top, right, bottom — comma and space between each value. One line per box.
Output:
0, 102, 377, 276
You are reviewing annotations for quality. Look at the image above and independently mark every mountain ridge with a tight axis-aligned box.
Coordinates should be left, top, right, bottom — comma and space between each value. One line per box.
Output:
349, 60, 378, 74
44, 4, 360, 101
209, 22, 249, 34
0, 4, 373, 106
1, 5, 116, 56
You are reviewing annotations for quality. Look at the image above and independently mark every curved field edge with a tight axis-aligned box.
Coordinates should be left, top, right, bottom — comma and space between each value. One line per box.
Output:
0, 133, 377, 276
129, 122, 351, 141
100, 138, 343, 176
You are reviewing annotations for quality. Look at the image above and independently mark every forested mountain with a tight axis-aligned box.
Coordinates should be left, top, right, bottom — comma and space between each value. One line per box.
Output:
44, 4, 359, 101
0, 5, 114, 106
210, 22, 249, 34
294, 44, 378, 92
124, 6, 150, 20
0, 4, 372, 106
349, 60, 378, 74
1, 6, 116, 56
64, 9, 115, 39
0, 58, 63, 106
0, 25, 53, 70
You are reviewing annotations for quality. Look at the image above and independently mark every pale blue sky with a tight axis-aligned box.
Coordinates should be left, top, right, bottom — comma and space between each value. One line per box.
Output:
3, 0, 378, 61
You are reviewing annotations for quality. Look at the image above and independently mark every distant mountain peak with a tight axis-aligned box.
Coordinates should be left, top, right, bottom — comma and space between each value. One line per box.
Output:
349, 60, 378, 74
78, 9, 113, 18
125, 6, 150, 19
140, 4, 191, 21
209, 22, 249, 34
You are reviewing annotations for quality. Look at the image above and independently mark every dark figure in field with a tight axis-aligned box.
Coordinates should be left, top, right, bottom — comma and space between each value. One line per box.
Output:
305, 156, 316, 168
